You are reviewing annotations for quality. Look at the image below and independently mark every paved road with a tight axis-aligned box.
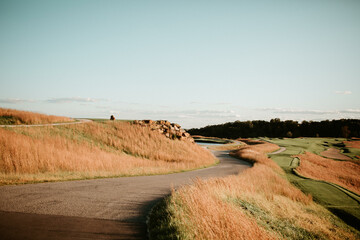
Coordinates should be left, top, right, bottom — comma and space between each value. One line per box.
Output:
0, 150, 251, 240
268, 147, 286, 155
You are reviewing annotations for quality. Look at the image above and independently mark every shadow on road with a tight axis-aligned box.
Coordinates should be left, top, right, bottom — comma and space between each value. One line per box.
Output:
0, 150, 251, 240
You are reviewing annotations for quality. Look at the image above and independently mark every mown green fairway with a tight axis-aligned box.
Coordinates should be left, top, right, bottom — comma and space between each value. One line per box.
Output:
264, 138, 360, 230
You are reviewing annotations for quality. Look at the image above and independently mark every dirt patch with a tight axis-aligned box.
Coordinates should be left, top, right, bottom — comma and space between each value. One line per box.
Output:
320, 148, 351, 160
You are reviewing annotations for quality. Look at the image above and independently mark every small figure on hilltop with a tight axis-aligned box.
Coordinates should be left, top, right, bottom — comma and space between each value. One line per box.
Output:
110, 115, 115, 121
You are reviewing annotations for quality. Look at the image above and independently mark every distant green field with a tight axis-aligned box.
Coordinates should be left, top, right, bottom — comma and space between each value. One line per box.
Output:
264, 138, 360, 230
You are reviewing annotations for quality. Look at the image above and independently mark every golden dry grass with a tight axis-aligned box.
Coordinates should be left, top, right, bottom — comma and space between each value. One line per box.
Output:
207, 144, 241, 151
0, 121, 215, 184
204, 141, 244, 151
0, 107, 72, 125
237, 138, 280, 153
295, 151, 360, 195
169, 181, 275, 240
164, 140, 357, 239
231, 139, 282, 172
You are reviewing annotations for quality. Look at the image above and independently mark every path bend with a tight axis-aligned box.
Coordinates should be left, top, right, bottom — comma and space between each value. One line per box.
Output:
268, 147, 286, 155
0, 150, 251, 240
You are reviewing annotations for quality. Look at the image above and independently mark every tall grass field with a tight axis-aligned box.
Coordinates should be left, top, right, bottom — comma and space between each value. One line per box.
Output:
0, 108, 72, 125
148, 140, 359, 239
266, 137, 360, 231
0, 117, 216, 184
295, 151, 360, 195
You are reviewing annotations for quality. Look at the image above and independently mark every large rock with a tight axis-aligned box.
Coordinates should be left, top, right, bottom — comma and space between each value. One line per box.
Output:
183, 132, 190, 138
133, 119, 194, 142
144, 120, 154, 124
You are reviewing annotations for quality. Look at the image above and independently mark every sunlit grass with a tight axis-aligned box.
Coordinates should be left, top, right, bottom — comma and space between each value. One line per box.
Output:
0, 121, 216, 184
0, 107, 72, 125
149, 140, 359, 239
295, 151, 360, 195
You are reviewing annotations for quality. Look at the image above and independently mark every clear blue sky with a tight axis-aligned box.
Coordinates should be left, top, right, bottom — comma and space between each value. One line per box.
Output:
0, 0, 359, 128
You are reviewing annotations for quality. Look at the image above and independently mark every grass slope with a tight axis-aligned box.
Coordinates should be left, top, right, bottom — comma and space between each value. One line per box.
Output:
295, 152, 360, 194
0, 108, 72, 125
0, 121, 216, 185
148, 140, 359, 239
265, 138, 360, 230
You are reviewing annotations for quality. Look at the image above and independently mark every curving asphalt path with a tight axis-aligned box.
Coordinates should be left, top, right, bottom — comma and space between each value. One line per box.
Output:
0, 150, 251, 240
268, 147, 286, 155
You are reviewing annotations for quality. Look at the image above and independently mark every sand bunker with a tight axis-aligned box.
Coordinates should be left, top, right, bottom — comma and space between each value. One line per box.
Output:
344, 140, 360, 149
320, 148, 351, 161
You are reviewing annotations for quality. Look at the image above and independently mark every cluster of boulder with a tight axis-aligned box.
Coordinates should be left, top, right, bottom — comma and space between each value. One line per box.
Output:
133, 120, 194, 142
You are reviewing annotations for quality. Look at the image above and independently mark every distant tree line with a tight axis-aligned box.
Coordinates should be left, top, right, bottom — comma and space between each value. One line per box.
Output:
188, 119, 360, 139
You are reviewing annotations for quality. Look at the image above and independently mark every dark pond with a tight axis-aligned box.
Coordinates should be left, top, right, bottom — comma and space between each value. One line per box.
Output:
195, 141, 225, 146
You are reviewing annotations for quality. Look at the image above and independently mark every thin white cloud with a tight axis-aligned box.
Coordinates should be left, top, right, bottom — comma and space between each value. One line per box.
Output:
274, 109, 335, 115
258, 107, 360, 116
176, 110, 239, 118
214, 102, 232, 105
260, 108, 335, 115
340, 109, 360, 114
335, 91, 352, 95
113, 100, 142, 105
0, 98, 35, 104
188, 101, 232, 106
46, 97, 106, 103
108, 109, 240, 120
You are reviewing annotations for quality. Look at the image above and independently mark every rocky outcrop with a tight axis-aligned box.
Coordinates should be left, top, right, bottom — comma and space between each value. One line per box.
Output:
133, 120, 194, 142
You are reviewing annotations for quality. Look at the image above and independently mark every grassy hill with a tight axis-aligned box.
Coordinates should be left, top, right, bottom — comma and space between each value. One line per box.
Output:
0, 110, 216, 184
0, 108, 73, 125
149, 139, 359, 239
266, 137, 360, 230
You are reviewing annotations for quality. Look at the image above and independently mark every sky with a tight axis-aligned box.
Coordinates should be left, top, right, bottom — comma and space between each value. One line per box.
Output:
0, 0, 359, 128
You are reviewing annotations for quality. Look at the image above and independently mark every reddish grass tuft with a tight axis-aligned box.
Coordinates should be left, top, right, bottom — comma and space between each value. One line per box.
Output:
295, 151, 360, 195
170, 180, 276, 240
231, 139, 282, 172
0, 121, 215, 184
164, 140, 356, 239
